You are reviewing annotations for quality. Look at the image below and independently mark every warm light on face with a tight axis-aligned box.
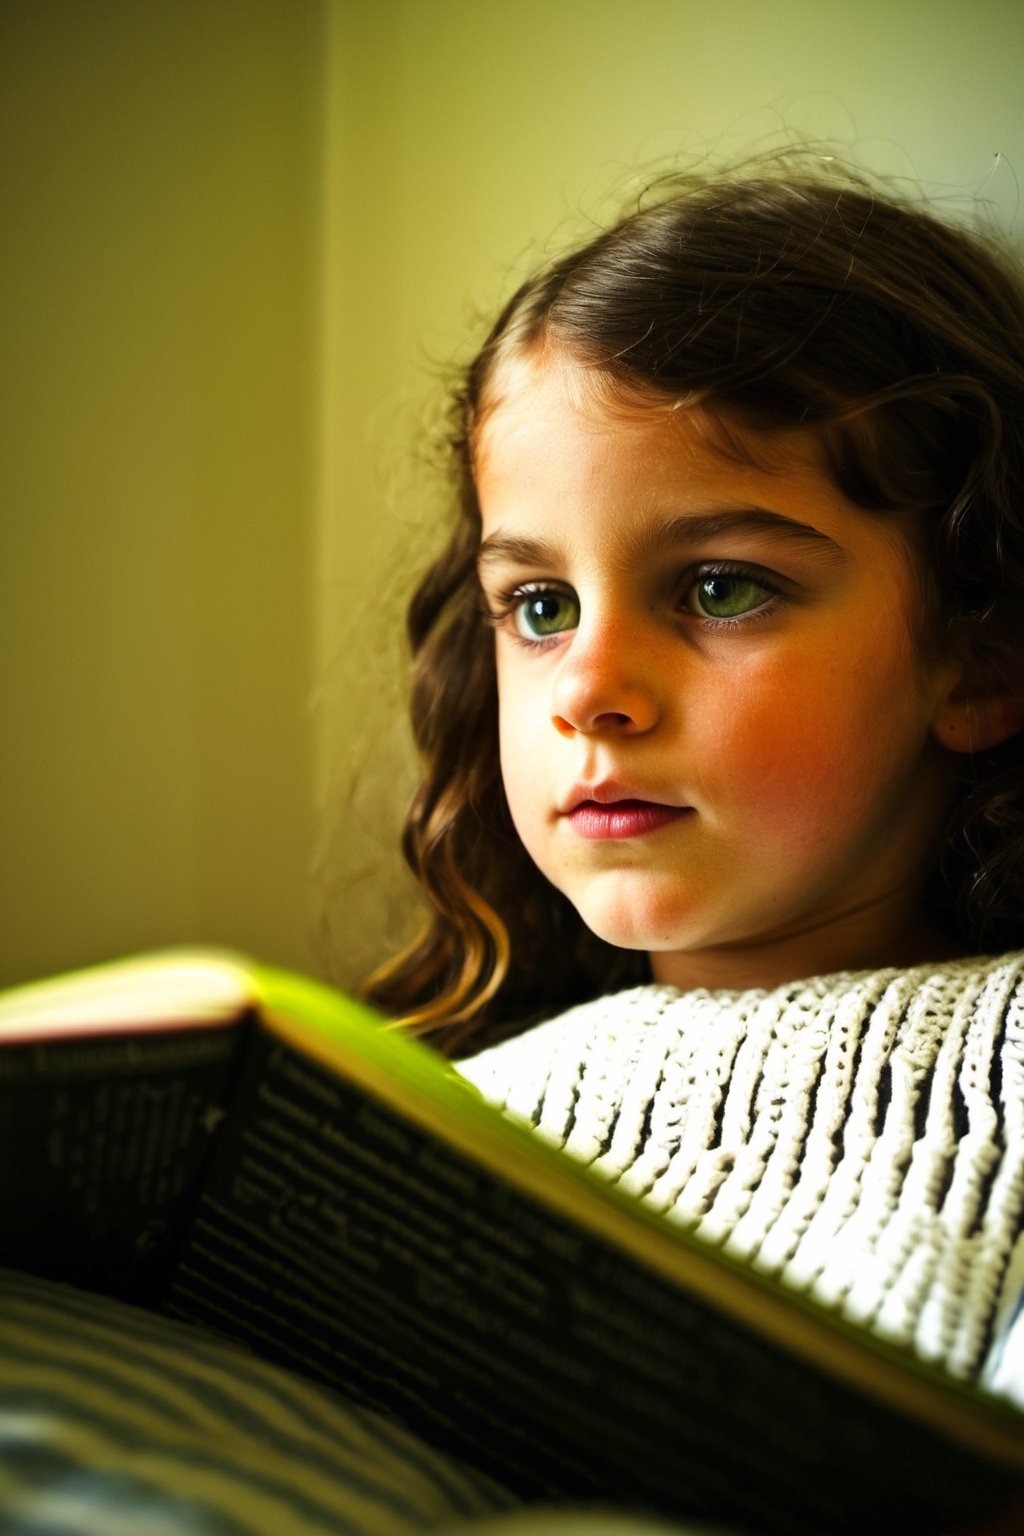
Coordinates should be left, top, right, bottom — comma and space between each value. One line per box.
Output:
475, 355, 963, 991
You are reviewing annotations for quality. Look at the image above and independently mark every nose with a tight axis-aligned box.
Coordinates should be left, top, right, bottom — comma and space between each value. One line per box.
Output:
550, 619, 660, 738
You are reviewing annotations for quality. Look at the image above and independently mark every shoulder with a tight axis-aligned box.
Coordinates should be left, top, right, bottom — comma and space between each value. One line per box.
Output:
456, 950, 1024, 1383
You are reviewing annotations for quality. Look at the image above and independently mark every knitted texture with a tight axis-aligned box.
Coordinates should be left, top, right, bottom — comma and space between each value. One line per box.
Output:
457, 952, 1024, 1384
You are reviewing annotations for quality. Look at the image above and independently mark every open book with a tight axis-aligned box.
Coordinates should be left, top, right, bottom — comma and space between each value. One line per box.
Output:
1, 949, 1022, 1535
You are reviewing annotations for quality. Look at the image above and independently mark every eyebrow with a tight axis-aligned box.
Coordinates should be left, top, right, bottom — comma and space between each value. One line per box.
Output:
476, 508, 847, 570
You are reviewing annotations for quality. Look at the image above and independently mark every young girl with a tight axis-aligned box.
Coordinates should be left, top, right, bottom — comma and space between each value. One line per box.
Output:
367, 163, 1024, 1045
361, 162, 1024, 1534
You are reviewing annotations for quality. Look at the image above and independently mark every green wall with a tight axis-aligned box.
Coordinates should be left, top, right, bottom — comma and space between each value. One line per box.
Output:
3, 0, 1023, 988
317, 0, 1024, 985
1, 1, 322, 983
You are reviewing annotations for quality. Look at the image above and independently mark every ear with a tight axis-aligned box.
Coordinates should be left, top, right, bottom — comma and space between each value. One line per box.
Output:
930, 671, 1024, 754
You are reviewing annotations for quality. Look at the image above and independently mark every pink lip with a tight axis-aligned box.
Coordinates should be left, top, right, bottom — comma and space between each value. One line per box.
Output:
566, 799, 689, 841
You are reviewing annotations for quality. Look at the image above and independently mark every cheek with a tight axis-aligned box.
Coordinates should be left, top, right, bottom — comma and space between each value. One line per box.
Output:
704, 712, 837, 811
698, 663, 901, 836
497, 683, 547, 824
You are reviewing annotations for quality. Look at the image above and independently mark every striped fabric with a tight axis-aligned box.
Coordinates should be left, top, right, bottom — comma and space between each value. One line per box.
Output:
458, 951, 1024, 1388
0, 1267, 514, 1536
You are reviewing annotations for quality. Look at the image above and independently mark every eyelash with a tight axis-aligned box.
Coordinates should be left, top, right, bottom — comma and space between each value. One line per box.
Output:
485, 562, 786, 649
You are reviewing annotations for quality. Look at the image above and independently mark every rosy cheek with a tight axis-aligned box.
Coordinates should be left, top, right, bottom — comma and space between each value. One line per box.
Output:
498, 699, 549, 818
699, 694, 857, 832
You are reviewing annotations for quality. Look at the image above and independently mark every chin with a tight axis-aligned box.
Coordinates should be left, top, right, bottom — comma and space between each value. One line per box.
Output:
568, 889, 688, 956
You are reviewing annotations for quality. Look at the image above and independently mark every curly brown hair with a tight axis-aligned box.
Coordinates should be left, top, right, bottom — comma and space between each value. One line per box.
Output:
362, 164, 1024, 1052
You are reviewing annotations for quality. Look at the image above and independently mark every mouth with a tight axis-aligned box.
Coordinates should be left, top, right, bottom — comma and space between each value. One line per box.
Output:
561, 786, 691, 841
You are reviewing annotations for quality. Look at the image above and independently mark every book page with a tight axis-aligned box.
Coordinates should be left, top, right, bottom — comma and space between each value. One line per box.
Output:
164, 1025, 1015, 1534
0, 952, 250, 1040
0, 1016, 245, 1300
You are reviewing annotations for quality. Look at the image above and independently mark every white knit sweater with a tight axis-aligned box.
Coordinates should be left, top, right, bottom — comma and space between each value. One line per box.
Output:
457, 952, 1024, 1389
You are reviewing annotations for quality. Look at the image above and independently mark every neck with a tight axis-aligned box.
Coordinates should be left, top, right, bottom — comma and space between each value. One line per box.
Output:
649, 904, 966, 994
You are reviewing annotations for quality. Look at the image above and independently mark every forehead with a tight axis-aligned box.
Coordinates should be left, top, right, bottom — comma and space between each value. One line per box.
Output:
475, 352, 838, 534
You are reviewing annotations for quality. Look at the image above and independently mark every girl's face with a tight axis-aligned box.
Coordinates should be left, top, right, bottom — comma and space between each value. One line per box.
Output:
475, 355, 964, 991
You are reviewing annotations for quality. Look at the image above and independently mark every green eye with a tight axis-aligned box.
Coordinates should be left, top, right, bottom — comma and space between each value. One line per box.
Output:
514, 588, 580, 638
692, 573, 774, 620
